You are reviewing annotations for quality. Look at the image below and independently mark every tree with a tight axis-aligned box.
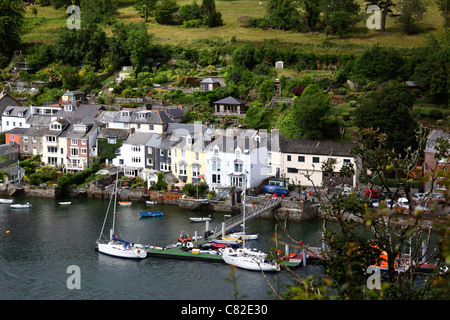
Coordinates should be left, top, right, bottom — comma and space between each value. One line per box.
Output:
0, 0, 25, 68
110, 22, 153, 71
80, 0, 118, 26
301, 0, 321, 31
265, 0, 302, 31
435, 0, 450, 32
201, 0, 223, 27
154, 0, 180, 25
134, 0, 159, 22
350, 45, 406, 83
367, 0, 396, 33
354, 83, 418, 154
320, 0, 360, 38
396, 0, 428, 35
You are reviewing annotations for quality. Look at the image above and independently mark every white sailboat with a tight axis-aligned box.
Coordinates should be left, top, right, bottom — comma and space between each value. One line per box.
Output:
221, 172, 280, 272
96, 172, 147, 259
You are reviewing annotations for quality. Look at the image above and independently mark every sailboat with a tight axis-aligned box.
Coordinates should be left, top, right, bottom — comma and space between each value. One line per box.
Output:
96, 172, 147, 259
221, 172, 280, 272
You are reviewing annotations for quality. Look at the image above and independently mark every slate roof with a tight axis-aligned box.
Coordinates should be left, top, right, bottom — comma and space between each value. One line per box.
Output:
114, 109, 174, 125
425, 130, 450, 153
97, 128, 130, 140
123, 132, 156, 146
213, 96, 246, 105
282, 140, 355, 157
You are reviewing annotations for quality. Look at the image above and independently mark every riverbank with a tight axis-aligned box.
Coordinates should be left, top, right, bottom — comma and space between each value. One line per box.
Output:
0, 183, 319, 222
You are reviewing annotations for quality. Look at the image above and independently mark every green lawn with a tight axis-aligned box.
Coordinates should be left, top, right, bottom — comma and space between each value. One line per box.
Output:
22, 0, 446, 52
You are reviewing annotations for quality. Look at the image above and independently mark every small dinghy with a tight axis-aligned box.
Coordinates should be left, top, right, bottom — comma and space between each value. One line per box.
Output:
118, 201, 132, 206
189, 215, 213, 222
139, 211, 163, 217
59, 201, 72, 205
146, 201, 156, 205
11, 203, 32, 209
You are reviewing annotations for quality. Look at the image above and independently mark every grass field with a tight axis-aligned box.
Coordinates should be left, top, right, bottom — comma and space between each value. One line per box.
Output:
22, 0, 446, 52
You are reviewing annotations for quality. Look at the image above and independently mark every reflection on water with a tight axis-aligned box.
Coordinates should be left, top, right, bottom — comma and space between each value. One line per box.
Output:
0, 197, 438, 300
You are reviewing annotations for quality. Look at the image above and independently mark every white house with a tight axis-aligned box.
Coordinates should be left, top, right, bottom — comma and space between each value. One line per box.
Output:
281, 140, 356, 187
41, 118, 70, 167
205, 129, 269, 191
112, 131, 155, 177
1, 106, 31, 132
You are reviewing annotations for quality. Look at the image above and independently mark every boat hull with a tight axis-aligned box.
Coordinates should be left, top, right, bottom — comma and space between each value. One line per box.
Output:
97, 242, 147, 259
221, 248, 280, 272
118, 201, 132, 206
139, 211, 163, 217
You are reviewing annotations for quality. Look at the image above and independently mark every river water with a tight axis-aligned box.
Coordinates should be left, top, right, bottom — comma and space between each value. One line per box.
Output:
0, 197, 328, 300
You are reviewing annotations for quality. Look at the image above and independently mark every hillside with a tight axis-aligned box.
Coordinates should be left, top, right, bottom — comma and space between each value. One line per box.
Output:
22, 0, 446, 52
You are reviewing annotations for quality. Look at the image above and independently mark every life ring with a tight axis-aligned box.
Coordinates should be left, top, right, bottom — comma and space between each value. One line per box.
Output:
137, 249, 140, 253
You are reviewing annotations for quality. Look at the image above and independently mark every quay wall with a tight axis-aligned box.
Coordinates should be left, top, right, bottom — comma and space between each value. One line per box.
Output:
0, 184, 318, 222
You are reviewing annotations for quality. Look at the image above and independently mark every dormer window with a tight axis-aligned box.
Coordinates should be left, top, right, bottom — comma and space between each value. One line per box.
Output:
3, 110, 10, 116
64, 104, 73, 111
186, 136, 192, 146
50, 123, 61, 130
121, 111, 130, 117
74, 124, 87, 132
138, 112, 148, 119
18, 112, 23, 117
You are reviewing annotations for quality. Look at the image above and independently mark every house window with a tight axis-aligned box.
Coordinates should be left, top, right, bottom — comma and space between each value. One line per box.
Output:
70, 147, 79, 156
287, 168, 298, 173
47, 147, 57, 153
149, 124, 154, 130
298, 156, 305, 162
212, 174, 221, 184
50, 124, 61, 130
313, 157, 320, 163
10, 134, 14, 140
181, 150, 185, 159
147, 147, 152, 154
213, 148, 219, 156
234, 163, 243, 173
235, 149, 241, 159
160, 150, 164, 156
343, 159, 351, 166
32, 137, 37, 143
287, 155, 291, 161
119, 159, 124, 165
132, 146, 141, 152
132, 157, 141, 163
179, 164, 187, 175
108, 137, 117, 144
147, 158, 153, 166
81, 148, 87, 155
71, 139, 78, 145
195, 152, 199, 161
23, 136, 28, 142
23, 146, 28, 152
46, 136, 56, 142
81, 139, 87, 145
212, 160, 220, 172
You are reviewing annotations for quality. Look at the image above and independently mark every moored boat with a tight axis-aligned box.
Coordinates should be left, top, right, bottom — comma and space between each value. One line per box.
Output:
189, 215, 213, 222
0, 198, 14, 204
139, 211, 163, 217
11, 203, 32, 209
96, 172, 146, 259
59, 201, 72, 205
146, 201, 156, 205
221, 247, 280, 272
118, 201, 132, 206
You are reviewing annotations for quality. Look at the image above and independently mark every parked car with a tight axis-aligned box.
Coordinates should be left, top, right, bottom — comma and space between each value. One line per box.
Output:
395, 198, 410, 209
263, 185, 290, 196
412, 193, 424, 201
364, 188, 381, 199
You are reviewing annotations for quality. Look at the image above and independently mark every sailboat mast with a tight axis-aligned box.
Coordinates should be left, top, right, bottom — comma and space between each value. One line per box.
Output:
243, 171, 247, 249
111, 170, 119, 241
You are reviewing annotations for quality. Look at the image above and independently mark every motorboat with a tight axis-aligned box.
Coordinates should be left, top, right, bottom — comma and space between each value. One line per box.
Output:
146, 201, 156, 205
189, 215, 213, 222
211, 239, 240, 249
96, 172, 147, 259
59, 201, 72, 205
221, 247, 280, 272
178, 231, 191, 243
225, 232, 258, 240
139, 211, 163, 217
11, 203, 32, 209
118, 201, 132, 206
0, 198, 14, 204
